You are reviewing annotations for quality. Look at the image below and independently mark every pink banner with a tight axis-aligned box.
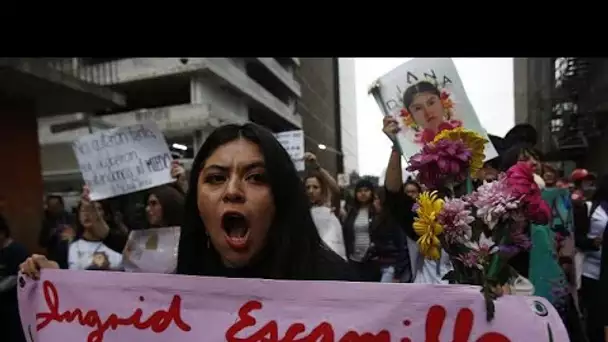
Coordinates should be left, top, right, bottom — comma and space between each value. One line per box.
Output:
18, 270, 568, 342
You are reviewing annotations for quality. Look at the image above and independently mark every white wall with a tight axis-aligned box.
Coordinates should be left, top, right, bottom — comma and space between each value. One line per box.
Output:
338, 58, 359, 173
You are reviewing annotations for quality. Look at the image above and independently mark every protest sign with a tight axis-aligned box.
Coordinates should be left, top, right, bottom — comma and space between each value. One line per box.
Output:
122, 227, 181, 274
369, 58, 498, 163
72, 122, 174, 201
274, 130, 305, 171
18, 269, 568, 342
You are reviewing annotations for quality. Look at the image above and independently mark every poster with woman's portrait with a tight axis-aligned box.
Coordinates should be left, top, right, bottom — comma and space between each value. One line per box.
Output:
369, 58, 498, 162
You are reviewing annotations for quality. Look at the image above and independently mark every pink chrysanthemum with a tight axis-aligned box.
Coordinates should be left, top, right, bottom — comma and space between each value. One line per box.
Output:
466, 175, 520, 229
438, 198, 475, 244
406, 139, 472, 189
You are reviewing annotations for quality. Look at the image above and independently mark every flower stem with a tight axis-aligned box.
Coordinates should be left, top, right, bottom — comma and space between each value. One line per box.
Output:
466, 175, 473, 194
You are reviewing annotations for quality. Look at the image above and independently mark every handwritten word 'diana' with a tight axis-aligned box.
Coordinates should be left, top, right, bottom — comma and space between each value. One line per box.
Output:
225, 300, 511, 342
36, 281, 191, 342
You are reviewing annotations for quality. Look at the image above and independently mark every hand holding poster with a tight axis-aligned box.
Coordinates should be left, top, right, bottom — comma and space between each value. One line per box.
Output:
18, 270, 568, 342
72, 122, 174, 201
369, 58, 498, 162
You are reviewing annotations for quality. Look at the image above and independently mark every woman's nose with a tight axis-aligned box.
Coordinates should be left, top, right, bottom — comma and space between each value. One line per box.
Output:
223, 177, 245, 203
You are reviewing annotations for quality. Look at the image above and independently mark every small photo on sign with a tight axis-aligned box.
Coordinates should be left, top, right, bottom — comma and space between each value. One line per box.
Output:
122, 226, 181, 274
369, 58, 498, 162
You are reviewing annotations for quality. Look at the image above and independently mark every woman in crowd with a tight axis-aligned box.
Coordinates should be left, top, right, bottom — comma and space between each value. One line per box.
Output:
367, 187, 410, 283
403, 178, 421, 200
500, 137, 585, 341
0, 215, 29, 342
576, 175, 608, 342
23, 123, 355, 281
305, 167, 346, 260
382, 116, 451, 284
46, 199, 123, 271
341, 178, 382, 281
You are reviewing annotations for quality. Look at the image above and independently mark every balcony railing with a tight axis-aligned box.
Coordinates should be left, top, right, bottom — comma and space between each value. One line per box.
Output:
45, 58, 119, 86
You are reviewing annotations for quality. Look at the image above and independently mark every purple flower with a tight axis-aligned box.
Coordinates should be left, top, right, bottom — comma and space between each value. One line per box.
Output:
438, 198, 475, 244
412, 203, 420, 213
510, 223, 532, 251
466, 175, 521, 228
456, 251, 479, 269
406, 139, 472, 189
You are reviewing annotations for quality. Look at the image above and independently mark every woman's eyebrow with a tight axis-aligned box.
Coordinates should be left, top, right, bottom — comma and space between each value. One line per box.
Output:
202, 161, 265, 173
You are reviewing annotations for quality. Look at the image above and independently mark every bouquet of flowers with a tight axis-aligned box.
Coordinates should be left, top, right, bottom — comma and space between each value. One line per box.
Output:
407, 127, 550, 321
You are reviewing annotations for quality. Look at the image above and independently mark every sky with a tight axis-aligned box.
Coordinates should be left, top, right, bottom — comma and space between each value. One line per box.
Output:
353, 58, 515, 177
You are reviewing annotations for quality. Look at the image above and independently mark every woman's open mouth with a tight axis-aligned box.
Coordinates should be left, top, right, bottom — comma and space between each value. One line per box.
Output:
221, 212, 250, 250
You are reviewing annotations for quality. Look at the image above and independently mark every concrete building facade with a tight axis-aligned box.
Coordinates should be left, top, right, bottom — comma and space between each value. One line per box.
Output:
39, 58, 304, 194
0, 58, 125, 252
295, 58, 343, 177
338, 58, 359, 174
513, 58, 608, 175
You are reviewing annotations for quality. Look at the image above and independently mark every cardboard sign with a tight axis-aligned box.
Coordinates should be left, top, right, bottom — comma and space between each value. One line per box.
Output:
18, 270, 568, 342
274, 130, 305, 171
369, 58, 498, 162
72, 122, 174, 200
122, 227, 181, 274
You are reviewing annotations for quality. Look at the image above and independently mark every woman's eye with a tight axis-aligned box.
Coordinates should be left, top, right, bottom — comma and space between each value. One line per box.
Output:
246, 173, 267, 184
205, 174, 226, 184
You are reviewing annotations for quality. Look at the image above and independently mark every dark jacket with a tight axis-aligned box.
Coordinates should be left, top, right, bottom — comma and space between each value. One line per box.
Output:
382, 186, 416, 242
367, 214, 409, 279
573, 200, 600, 252
38, 211, 74, 251
600, 224, 608, 327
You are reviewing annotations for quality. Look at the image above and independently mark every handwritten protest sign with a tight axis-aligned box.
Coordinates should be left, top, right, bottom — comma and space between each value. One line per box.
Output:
72, 122, 174, 201
369, 58, 498, 163
18, 270, 568, 342
274, 130, 305, 171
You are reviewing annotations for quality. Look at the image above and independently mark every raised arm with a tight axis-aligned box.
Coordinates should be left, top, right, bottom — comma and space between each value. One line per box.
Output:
305, 152, 340, 197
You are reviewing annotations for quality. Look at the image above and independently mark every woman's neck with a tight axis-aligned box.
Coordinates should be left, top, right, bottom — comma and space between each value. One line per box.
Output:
82, 230, 101, 241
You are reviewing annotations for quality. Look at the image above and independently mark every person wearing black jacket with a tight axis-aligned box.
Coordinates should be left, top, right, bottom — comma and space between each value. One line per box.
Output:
341, 179, 381, 281
368, 187, 410, 283
576, 175, 608, 342
342, 179, 409, 282
600, 223, 608, 342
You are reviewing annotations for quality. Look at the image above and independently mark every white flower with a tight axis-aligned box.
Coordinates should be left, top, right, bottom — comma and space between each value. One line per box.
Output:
465, 233, 498, 255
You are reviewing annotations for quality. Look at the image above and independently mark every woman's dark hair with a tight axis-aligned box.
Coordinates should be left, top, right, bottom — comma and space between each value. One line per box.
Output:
403, 179, 422, 193
177, 123, 322, 279
499, 143, 543, 172
503, 124, 538, 148
0, 214, 10, 238
353, 178, 375, 207
147, 185, 184, 227
402, 81, 440, 109
591, 174, 608, 206
303, 171, 328, 204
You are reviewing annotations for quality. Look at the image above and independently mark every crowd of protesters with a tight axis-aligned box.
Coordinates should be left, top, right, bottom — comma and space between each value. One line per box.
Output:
1, 117, 607, 342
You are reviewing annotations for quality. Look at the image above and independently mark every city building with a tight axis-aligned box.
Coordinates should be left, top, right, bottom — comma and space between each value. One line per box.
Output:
39, 58, 303, 196
295, 58, 359, 179
0, 58, 125, 251
513, 58, 608, 175
338, 58, 359, 174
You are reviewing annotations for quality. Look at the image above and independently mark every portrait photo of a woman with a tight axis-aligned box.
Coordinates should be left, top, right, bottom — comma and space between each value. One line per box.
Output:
400, 80, 462, 144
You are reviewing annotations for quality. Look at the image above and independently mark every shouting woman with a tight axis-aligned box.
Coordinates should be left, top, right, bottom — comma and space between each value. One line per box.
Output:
22, 124, 355, 282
